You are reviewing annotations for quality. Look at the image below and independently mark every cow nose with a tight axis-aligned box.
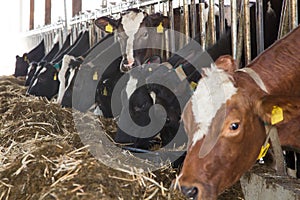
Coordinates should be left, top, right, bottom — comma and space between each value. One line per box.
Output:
121, 58, 135, 72
181, 186, 198, 199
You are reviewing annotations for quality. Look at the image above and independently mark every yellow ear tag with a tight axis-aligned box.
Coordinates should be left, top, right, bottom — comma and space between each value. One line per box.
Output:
103, 87, 108, 96
93, 71, 98, 80
257, 143, 270, 160
157, 22, 164, 33
190, 81, 198, 91
53, 73, 57, 81
271, 106, 283, 125
105, 23, 113, 33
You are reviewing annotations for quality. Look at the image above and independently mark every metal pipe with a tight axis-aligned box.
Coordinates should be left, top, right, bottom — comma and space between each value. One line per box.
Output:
291, 0, 298, 29
183, 0, 190, 44
208, 0, 216, 45
191, 0, 197, 38
237, 0, 244, 67
231, 0, 237, 59
169, 0, 176, 53
244, 0, 251, 65
219, 0, 226, 37
63, 0, 68, 40
163, 2, 169, 59
256, 0, 264, 55
199, 2, 206, 49
278, 0, 289, 39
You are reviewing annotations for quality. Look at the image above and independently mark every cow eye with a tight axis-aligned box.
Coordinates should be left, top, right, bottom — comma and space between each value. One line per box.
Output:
229, 122, 239, 131
143, 32, 148, 38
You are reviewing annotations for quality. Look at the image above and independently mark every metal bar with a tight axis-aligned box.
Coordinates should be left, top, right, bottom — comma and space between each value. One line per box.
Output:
244, 0, 251, 64
267, 126, 287, 176
278, 0, 289, 39
256, 0, 264, 54
169, 0, 176, 53
191, 0, 197, 38
231, 0, 237, 59
63, 0, 68, 39
199, 2, 206, 49
237, 0, 244, 67
208, 0, 216, 45
291, 0, 298, 29
183, 0, 190, 44
163, 2, 170, 59
219, 0, 226, 37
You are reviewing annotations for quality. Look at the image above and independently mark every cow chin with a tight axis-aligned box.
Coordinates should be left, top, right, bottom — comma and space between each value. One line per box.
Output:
120, 63, 133, 73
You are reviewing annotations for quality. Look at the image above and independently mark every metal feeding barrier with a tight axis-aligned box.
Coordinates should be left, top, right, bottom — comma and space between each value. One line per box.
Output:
23, 0, 298, 65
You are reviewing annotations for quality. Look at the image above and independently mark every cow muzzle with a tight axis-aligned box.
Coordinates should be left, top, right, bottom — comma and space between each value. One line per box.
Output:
181, 186, 198, 200
120, 58, 135, 72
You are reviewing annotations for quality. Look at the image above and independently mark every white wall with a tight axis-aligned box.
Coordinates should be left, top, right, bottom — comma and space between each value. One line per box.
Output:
0, 1, 27, 75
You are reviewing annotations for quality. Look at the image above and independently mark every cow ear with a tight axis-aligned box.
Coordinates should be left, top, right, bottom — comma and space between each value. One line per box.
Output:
95, 17, 118, 33
255, 95, 300, 125
214, 55, 237, 75
148, 13, 170, 29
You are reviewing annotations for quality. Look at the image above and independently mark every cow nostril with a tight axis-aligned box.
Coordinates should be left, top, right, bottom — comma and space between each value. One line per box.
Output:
181, 186, 198, 199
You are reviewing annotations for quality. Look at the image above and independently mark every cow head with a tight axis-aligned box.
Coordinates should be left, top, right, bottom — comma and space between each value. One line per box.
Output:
14, 53, 30, 77
95, 8, 169, 72
27, 63, 59, 100
177, 59, 300, 199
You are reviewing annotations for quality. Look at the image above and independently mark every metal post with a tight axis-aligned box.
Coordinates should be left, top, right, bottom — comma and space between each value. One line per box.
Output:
267, 126, 287, 176
183, 0, 190, 44
89, 19, 96, 47
237, 0, 244, 67
256, 0, 264, 55
169, 0, 176, 53
179, 0, 185, 49
163, 2, 169, 59
208, 0, 216, 45
231, 0, 237, 59
244, 0, 251, 64
291, 0, 298, 29
219, 0, 226, 37
199, 2, 206, 50
278, 0, 289, 38
191, 0, 197, 38
63, 0, 68, 40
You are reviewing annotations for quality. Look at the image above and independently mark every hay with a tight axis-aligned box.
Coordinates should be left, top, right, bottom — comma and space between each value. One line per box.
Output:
0, 75, 244, 199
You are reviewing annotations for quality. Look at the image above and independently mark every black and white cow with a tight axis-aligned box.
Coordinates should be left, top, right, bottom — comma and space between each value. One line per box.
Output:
70, 35, 123, 113
27, 31, 90, 100
25, 34, 72, 88
95, 8, 169, 72
14, 39, 45, 77
113, 29, 233, 149
25, 41, 60, 86
58, 34, 120, 109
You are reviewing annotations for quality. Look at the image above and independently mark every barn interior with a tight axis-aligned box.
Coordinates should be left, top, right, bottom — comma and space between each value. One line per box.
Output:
0, 0, 300, 199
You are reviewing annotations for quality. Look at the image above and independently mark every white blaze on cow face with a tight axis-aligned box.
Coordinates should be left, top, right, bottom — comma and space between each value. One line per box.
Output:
31, 67, 47, 88
126, 75, 138, 99
57, 55, 75, 104
65, 67, 76, 92
121, 11, 145, 66
191, 65, 237, 147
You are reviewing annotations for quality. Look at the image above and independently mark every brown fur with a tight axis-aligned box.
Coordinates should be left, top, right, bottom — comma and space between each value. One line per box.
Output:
179, 26, 300, 200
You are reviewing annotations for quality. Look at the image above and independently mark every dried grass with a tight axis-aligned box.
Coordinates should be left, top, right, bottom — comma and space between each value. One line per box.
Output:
0, 75, 244, 200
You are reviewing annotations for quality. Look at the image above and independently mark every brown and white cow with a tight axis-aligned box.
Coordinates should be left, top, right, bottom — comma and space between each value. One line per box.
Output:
177, 25, 300, 199
95, 8, 169, 72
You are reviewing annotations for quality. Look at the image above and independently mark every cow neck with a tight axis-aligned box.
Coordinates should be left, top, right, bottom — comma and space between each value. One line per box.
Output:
236, 68, 284, 163
235, 68, 268, 94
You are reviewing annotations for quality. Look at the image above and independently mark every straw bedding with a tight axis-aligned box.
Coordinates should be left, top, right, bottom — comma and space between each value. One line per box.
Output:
0, 75, 244, 200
